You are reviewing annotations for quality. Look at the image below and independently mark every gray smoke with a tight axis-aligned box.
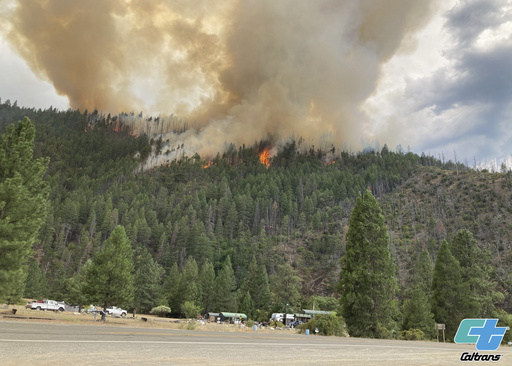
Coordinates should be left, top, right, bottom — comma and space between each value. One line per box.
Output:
2, 0, 439, 159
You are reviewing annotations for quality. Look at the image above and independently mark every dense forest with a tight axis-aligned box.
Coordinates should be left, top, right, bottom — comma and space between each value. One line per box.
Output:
1, 99, 511, 339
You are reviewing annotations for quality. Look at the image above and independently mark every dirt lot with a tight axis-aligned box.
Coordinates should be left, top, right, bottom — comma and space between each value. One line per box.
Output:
0, 304, 284, 334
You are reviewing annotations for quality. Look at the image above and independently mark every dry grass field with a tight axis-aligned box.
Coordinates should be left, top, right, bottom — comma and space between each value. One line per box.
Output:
0, 303, 289, 334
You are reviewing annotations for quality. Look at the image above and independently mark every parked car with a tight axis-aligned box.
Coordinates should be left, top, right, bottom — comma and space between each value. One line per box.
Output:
30, 300, 65, 312
106, 306, 127, 318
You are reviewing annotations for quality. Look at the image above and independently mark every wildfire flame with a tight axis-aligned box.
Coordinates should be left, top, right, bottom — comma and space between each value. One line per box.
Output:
259, 149, 271, 168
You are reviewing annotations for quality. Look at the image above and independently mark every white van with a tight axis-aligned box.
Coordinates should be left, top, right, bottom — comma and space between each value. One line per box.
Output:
270, 313, 294, 323
271, 313, 284, 322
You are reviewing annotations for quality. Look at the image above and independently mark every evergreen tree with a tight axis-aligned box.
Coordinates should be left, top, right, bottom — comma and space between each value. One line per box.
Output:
133, 249, 165, 313
243, 256, 271, 312
24, 257, 48, 299
413, 250, 434, 299
450, 229, 495, 317
0, 117, 49, 302
339, 190, 399, 338
239, 290, 255, 319
401, 285, 435, 339
179, 257, 201, 307
64, 259, 91, 309
401, 249, 435, 338
199, 260, 215, 314
270, 263, 301, 311
83, 225, 134, 317
212, 256, 237, 311
163, 263, 182, 313
431, 240, 471, 339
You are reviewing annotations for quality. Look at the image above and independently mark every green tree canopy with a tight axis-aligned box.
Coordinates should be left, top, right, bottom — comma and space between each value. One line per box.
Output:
83, 225, 134, 315
133, 249, 165, 313
64, 259, 91, 308
242, 256, 271, 312
401, 250, 435, 339
0, 117, 49, 302
199, 260, 215, 314
212, 255, 237, 312
431, 240, 471, 339
271, 263, 301, 311
450, 229, 496, 317
339, 190, 399, 338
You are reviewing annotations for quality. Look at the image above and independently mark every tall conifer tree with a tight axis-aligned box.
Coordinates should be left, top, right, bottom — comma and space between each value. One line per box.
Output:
212, 256, 236, 311
133, 249, 165, 313
339, 190, 398, 338
431, 240, 471, 339
0, 117, 49, 302
84, 225, 134, 316
401, 250, 435, 338
199, 260, 215, 314
163, 262, 182, 312
450, 229, 495, 317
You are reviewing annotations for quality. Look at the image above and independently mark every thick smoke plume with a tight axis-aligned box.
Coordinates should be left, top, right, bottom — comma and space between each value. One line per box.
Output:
2, 0, 438, 160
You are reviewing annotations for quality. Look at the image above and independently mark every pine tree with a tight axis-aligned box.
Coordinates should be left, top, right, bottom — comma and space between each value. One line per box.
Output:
239, 290, 255, 319
242, 256, 271, 312
0, 117, 49, 302
179, 257, 201, 307
450, 229, 495, 317
163, 262, 182, 313
133, 249, 165, 313
431, 240, 471, 339
401, 285, 435, 339
24, 257, 48, 299
83, 225, 134, 317
401, 250, 435, 338
413, 250, 434, 299
212, 256, 236, 311
199, 260, 215, 314
64, 259, 91, 309
339, 190, 399, 338
270, 263, 301, 311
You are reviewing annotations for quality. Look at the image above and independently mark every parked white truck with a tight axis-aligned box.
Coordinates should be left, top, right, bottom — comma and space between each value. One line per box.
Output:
106, 306, 127, 318
31, 300, 65, 312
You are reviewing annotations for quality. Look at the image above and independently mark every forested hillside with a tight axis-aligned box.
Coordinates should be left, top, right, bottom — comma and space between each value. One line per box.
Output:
1, 100, 511, 326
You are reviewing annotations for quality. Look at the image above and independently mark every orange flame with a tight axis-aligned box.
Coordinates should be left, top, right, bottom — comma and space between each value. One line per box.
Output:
259, 149, 271, 168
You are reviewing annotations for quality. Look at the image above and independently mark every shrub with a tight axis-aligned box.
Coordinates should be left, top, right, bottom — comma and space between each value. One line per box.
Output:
401, 329, 425, 340
299, 314, 345, 337
496, 309, 512, 344
269, 320, 284, 328
150, 305, 171, 317
181, 301, 201, 319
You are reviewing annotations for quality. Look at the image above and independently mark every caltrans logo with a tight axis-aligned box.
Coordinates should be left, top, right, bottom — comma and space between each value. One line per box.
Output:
455, 319, 508, 362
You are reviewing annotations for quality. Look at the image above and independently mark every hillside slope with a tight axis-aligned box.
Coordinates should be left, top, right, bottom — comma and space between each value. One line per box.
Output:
2, 101, 510, 313
381, 167, 512, 309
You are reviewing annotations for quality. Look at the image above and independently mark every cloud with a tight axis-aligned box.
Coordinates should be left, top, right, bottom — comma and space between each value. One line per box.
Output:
368, 0, 512, 166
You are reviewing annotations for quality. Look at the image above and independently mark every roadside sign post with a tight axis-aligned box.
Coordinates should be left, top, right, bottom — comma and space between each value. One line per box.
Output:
435, 323, 446, 343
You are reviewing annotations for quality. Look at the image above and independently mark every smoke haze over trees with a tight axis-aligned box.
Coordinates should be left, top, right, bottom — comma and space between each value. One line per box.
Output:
1, 0, 438, 158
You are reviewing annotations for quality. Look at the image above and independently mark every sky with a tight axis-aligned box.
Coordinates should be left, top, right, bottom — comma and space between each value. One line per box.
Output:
1, 0, 511, 168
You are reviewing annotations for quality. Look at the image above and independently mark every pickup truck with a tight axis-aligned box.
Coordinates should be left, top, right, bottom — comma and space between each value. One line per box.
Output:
106, 306, 127, 318
31, 300, 65, 312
